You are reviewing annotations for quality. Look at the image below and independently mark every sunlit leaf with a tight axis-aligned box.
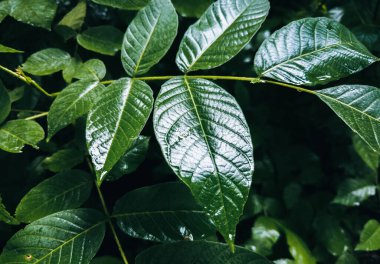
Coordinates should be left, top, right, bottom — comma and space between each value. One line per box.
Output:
332, 178, 377, 206
356, 219, 380, 251
0, 44, 23, 53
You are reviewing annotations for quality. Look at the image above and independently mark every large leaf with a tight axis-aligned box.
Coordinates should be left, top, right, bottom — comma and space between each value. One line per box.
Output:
0, 120, 44, 153
22, 48, 71, 76
332, 178, 377, 206
136, 241, 271, 264
9, 0, 57, 30
87, 78, 153, 182
353, 134, 379, 171
0, 209, 106, 263
153, 77, 254, 247
113, 182, 215, 242
176, 0, 270, 72
316, 85, 380, 154
0, 196, 19, 225
77, 26, 123, 56
91, 0, 149, 10
0, 79, 11, 124
121, 0, 178, 76
107, 135, 150, 181
48, 80, 105, 140
254, 17, 377, 86
15, 170, 93, 223
355, 219, 380, 251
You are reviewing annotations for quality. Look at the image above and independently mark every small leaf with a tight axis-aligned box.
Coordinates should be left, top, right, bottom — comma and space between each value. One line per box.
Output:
8, 86, 25, 103
176, 0, 270, 72
316, 85, 380, 154
353, 134, 379, 171
0, 196, 19, 225
77, 26, 123, 56
332, 178, 377, 206
42, 148, 84, 173
0, 44, 23, 53
91, 0, 149, 10
73, 59, 107, 81
9, 0, 57, 30
48, 80, 105, 140
113, 182, 215, 242
136, 241, 272, 264
154, 77, 254, 247
255, 17, 377, 86
0, 79, 11, 124
0, 120, 44, 153
0, 209, 106, 263
57, 0, 86, 31
121, 0, 178, 76
172, 0, 213, 18
87, 78, 153, 182
107, 135, 150, 181
15, 170, 93, 223
62, 56, 82, 83
246, 217, 280, 256
22, 48, 71, 76
355, 219, 380, 251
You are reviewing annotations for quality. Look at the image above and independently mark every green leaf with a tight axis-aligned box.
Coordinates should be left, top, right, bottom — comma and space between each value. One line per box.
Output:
136, 241, 272, 264
316, 85, 380, 154
356, 219, 380, 251
15, 170, 93, 223
42, 149, 84, 173
314, 214, 352, 256
121, 0, 178, 76
246, 217, 280, 256
73, 59, 107, 81
62, 57, 82, 83
8, 86, 25, 103
172, 0, 213, 18
9, 0, 57, 30
77, 26, 123, 56
91, 256, 123, 264
0, 209, 106, 263
255, 17, 377, 86
87, 78, 153, 182
0, 1, 9, 23
336, 251, 359, 264
353, 134, 379, 171
113, 182, 215, 242
0, 196, 19, 225
176, 0, 270, 72
57, 0, 86, 31
91, 0, 149, 10
22, 48, 71, 76
283, 183, 302, 209
107, 135, 149, 181
0, 79, 11, 124
48, 80, 105, 140
332, 178, 377, 206
0, 43, 23, 53
153, 77, 254, 247
0, 120, 44, 153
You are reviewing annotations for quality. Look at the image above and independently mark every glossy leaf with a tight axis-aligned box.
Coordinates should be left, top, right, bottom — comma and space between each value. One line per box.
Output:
77, 26, 123, 56
0, 80, 11, 124
0, 44, 23, 53
332, 178, 377, 206
107, 135, 150, 181
121, 0, 178, 76
176, 0, 270, 72
62, 57, 82, 83
136, 241, 271, 264
113, 182, 215, 242
73, 59, 107, 81
172, 0, 213, 18
91, 0, 149, 10
0, 209, 106, 263
316, 85, 380, 154
48, 80, 105, 139
0, 120, 44, 153
15, 170, 92, 223
255, 17, 378, 86
42, 149, 84, 173
353, 134, 379, 171
22, 48, 71, 76
9, 0, 57, 30
154, 77, 254, 247
355, 219, 380, 251
87, 78, 153, 182
0, 196, 19, 225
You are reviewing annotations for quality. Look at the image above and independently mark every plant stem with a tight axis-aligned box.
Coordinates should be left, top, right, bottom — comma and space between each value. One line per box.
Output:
261, 79, 316, 95
24, 112, 48, 120
134, 75, 262, 82
0, 65, 58, 97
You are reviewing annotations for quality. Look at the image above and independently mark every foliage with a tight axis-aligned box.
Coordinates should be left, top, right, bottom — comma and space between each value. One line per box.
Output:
0, 0, 379, 263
